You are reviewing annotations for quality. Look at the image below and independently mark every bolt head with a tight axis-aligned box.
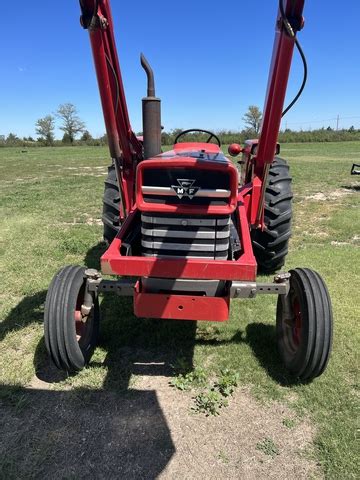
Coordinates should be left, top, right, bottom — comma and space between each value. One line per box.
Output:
85, 268, 100, 279
274, 272, 291, 283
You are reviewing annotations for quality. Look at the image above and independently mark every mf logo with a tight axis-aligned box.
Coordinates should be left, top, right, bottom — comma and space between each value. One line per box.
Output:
171, 178, 200, 199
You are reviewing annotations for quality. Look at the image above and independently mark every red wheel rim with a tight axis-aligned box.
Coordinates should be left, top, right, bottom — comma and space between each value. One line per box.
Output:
74, 284, 93, 343
75, 309, 86, 341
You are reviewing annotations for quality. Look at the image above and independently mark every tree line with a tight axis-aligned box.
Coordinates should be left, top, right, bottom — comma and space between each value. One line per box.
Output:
1, 104, 360, 147
35, 103, 87, 145
161, 126, 360, 145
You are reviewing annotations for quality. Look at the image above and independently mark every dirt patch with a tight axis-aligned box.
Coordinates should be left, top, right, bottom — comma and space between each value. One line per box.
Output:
301, 230, 329, 238
331, 241, 351, 246
85, 216, 103, 226
1, 374, 321, 479
305, 188, 354, 201
137, 376, 321, 480
54, 214, 102, 226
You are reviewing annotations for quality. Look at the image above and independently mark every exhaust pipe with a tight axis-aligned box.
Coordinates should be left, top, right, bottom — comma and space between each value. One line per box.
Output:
141, 53, 162, 159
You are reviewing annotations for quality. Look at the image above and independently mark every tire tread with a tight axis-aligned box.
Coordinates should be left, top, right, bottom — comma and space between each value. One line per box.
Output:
102, 163, 122, 244
251, 157, 293, 273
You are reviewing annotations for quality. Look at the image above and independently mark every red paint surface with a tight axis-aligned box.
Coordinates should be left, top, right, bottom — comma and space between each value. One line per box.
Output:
134, 283, 230, 321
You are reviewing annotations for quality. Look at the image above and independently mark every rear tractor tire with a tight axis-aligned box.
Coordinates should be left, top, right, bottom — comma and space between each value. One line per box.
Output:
102, 162, 122, 244
44, 265, 100, 372
251, 157, 293, 273
276, 268, 333, 382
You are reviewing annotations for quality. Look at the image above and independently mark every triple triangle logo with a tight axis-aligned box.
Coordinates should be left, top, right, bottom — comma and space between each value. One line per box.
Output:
171, 178, 200, 199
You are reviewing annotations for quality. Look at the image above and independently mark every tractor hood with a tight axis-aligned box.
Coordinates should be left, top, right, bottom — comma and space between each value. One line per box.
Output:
157, 142, 228, 163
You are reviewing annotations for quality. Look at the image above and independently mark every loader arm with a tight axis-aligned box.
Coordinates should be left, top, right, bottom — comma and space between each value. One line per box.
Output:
79, 0, 143, 217
253, 0, 305, 225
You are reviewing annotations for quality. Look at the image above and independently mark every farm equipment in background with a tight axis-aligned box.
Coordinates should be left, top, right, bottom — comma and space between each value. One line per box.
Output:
44, 0, 333, 382
351, 164, 360, 175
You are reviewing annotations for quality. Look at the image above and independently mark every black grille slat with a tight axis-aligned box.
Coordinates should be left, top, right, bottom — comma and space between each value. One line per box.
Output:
143, 196, 228, 206
141, 222, 230, 232
142, 236, 230, 246
141, 214, 230, 260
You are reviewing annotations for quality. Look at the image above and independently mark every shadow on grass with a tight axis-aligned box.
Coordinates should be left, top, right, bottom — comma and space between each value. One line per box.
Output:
341, 184, 360, 191
0, 290, 46, 342
245, 323, 300, 386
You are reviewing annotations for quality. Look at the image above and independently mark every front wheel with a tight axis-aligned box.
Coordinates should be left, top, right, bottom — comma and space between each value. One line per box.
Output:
276, 268, 333, 381
44, 265, 100, 372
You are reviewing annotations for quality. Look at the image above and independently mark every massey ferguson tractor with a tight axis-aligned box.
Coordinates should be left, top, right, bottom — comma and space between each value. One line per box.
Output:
44, 0, 333, 382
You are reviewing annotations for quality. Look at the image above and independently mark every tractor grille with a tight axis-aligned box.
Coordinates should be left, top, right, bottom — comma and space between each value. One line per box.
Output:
141, 214, 230, 259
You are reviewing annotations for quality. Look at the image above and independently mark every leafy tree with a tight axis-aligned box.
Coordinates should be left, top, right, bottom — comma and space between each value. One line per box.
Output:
242, 105, 262, 135
6, 133, 20, 146
99, 133, 108, 145
80, 130, 93, 142
57, 103, 85, 143
35, 115, 55, 145
62, 132, 72, 144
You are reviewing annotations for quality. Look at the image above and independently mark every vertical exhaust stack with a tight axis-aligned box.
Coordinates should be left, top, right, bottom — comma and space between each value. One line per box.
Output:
141, 53, 162, 159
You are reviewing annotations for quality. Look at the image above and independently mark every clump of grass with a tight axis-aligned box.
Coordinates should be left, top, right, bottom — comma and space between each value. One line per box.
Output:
282, 417, 296, 429
256, 437, 280, 458
193, 390, 228, 416
214, 369, 239, 397
169, 367, 207, 391
192, 368, 239, 416
218, 450, 229, 464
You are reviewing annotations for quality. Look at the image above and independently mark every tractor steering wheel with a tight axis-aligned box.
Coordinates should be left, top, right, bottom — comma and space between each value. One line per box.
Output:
174, 129, 221, 147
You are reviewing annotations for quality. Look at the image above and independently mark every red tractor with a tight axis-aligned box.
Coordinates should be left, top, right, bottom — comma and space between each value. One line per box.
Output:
44, 0, 333, 382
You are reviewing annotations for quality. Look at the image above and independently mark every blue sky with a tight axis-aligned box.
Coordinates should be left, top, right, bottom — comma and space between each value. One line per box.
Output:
1, 1, 359, 139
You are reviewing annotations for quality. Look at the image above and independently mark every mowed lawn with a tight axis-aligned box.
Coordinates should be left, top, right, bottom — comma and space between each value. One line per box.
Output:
0, 142, 359, 478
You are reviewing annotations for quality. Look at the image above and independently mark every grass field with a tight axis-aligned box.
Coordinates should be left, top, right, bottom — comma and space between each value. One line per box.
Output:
0, 142, 359, 478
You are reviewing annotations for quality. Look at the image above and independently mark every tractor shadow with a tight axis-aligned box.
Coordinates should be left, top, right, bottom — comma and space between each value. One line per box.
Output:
245, 323, 300, 386
0, 384, 175, 479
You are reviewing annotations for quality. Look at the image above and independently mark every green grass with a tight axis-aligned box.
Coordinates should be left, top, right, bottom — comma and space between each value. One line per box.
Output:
0, 143, 359, 478
256, 437, 280, 458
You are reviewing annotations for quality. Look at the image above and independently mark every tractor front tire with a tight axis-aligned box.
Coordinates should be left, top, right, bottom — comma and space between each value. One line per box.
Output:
251, 157, 293, 273
276, 268, 333, 382
44, 265, 100, 372
102, 162, 121, 244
